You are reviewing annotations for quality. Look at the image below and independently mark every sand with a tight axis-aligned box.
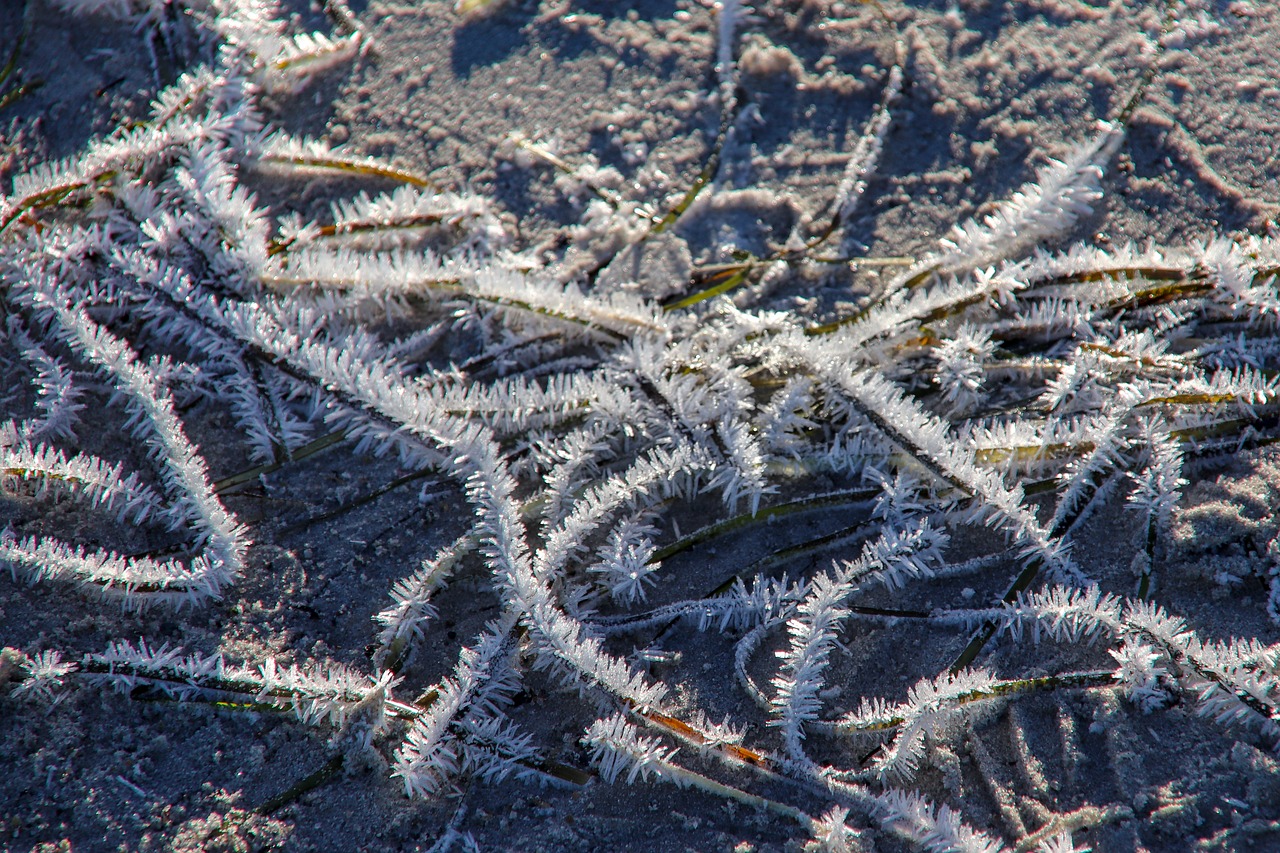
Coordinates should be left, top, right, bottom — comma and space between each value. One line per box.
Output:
2, 0, 1280, 850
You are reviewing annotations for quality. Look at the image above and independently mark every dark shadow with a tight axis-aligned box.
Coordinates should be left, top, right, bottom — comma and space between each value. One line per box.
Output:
529, 0, 685, 64
450, 4, 538, 79
572, 0, 681, 17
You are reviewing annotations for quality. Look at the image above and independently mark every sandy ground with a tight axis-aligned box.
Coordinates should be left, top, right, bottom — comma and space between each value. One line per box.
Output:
3, 0, 1280, 851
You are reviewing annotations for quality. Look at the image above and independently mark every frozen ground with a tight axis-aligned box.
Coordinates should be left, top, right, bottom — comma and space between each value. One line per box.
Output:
3, 1, 1280, 851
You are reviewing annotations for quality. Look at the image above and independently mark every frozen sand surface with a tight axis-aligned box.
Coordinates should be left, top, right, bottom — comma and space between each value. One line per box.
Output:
3, 1, 1280, 851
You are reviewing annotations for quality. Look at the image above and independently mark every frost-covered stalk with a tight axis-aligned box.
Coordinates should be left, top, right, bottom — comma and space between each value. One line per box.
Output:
923, 122, 1125, 279
1198, 236, 1280, 321
4, 648, 76, 703
82, 639, 400, 734
1268, 534, 1280, 627
282, 185, 507, 254
161, 286, 671, 714
832, 63, 903, 251
538, 442, 710, 582
392, 620, 519, 796
5, 319, 85, 440
978, 587, 1280, 740
714, 1, 747, 111
933, 324, 996, 416
583, 713, 812, 823
875, 789, 1009, 853
267, 247, 666, 338
2, 292, 247, 605
770, 520, 948, 761
828, 365, 1078, 582
1126, 418, 1186, 597
0, 439, 168, 528
837, 668, 1003, 783
374, 533, 477, 664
